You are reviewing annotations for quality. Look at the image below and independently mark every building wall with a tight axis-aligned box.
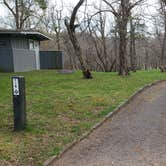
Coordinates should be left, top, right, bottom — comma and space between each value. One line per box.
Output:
40, 51, 64, 69
0, 34, 59, 72
0, 48, 14, 72
11, 36, 38, 72
13, 49, 36, 72
0, 36, 12, 48
11, 36, 29, 49
0, 36, 14, 72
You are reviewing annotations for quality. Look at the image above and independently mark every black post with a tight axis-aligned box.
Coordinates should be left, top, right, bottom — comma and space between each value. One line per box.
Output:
12, 76, 26, 131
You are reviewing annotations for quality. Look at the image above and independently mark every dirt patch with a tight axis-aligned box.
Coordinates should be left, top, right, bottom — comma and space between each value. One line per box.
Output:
57, 70, 75, 74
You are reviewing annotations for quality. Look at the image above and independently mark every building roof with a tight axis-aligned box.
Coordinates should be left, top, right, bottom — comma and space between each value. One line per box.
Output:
0, 29, 52, 41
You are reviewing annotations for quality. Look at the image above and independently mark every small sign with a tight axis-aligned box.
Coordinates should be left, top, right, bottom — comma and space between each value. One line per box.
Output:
13, 78, 19, 95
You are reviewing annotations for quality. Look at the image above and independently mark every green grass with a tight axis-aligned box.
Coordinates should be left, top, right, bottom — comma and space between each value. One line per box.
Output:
0, 70, 166, 165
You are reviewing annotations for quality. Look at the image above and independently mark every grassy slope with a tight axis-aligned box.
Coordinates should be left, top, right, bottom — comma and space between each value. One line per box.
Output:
0, 70, 166, 165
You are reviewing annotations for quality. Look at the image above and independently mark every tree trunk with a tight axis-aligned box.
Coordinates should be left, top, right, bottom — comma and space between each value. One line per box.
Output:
15, 0, 20, 29
117, 0, 130, 76
56, 33, 61, 50
161, 22, 166, 66
66, 25, 92, 78
64, 0, 92, 79
160, 1, 166, 66
145, 48, 149, 70
118, 20, 129, 76
129, 18, 137, 72
113, 29, 119, 72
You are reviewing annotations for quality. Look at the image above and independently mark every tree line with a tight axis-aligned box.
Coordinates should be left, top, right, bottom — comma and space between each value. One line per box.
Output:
1, 0, 166, 78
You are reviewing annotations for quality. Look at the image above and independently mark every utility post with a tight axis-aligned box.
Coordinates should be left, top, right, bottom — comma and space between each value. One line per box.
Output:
12, 76, 26, 131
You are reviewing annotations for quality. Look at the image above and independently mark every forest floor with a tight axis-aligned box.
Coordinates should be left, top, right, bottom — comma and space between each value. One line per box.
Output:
51, 80, 166, 166
0, 70, 166, 166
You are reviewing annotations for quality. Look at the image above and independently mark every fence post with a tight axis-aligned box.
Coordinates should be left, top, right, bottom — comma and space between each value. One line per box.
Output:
12, 76, 26, 131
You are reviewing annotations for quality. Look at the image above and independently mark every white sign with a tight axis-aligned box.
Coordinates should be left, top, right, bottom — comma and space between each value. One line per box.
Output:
13, 78, 19, 95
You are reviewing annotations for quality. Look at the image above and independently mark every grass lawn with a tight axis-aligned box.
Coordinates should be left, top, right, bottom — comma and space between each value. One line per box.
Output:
0, 70, 166, 165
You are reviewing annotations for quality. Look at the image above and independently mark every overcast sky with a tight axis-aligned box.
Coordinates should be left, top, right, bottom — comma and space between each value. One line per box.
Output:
0, 0, 159, 32
0, 0, 159, 16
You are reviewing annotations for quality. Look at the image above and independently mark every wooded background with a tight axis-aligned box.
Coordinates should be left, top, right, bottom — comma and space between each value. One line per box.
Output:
0, 0, 166, 77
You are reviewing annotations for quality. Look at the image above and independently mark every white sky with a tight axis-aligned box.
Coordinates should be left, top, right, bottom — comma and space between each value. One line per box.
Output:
0, 0, 159, 32
0, 0, 158, 16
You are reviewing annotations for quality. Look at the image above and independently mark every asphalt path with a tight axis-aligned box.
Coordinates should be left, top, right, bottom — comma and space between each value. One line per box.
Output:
51, 81, 166, 166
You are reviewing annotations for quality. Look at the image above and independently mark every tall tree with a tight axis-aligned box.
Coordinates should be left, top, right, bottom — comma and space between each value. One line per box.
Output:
88, 12, 116, 72
129, 16, 137, 72
65, 0, 93, 79
103, 0, 144, 76
40, 4, 64, 50
159, 0, 166, 66
3, 0, 47, 29
50, 6, 63, 50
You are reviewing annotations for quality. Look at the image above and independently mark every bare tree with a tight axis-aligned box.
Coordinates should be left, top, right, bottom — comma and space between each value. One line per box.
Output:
103, 0, 144, 76
129, 15, 138, 72
158, 0, 166, 66
88, 12, 116, 72
40, 4, 64, 50
3, 0, 47, 29
65, 0, 93, 79
51, 7, 63, 50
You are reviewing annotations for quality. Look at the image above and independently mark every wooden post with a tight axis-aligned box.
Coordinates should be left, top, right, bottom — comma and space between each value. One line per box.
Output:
12, 76, 26, 131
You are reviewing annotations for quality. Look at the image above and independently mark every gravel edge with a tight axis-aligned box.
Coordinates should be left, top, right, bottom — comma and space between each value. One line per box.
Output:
44, 80, 166, 166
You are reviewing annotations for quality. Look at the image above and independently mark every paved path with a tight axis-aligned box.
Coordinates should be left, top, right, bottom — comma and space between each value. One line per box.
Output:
51, 82, 166, 166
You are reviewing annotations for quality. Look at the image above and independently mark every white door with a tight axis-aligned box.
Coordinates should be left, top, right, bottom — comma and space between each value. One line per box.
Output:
29, 40, 40, 70
34, 41, 40, 70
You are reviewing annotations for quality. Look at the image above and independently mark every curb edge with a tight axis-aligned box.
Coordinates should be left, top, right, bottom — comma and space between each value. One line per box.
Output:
44, 80, 165, 166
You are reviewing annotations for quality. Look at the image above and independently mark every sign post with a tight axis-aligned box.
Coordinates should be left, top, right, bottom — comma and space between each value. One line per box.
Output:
12, 76, 26, 131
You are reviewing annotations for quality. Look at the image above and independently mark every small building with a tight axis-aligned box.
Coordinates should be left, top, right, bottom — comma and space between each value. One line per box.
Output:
0, 30, 64, 72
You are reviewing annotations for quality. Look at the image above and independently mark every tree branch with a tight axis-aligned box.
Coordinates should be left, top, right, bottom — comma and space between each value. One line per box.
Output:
129, 0, 145, 10
103, 0, 119, 17
69, 0, 84, 31
3, 0, 16, 17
